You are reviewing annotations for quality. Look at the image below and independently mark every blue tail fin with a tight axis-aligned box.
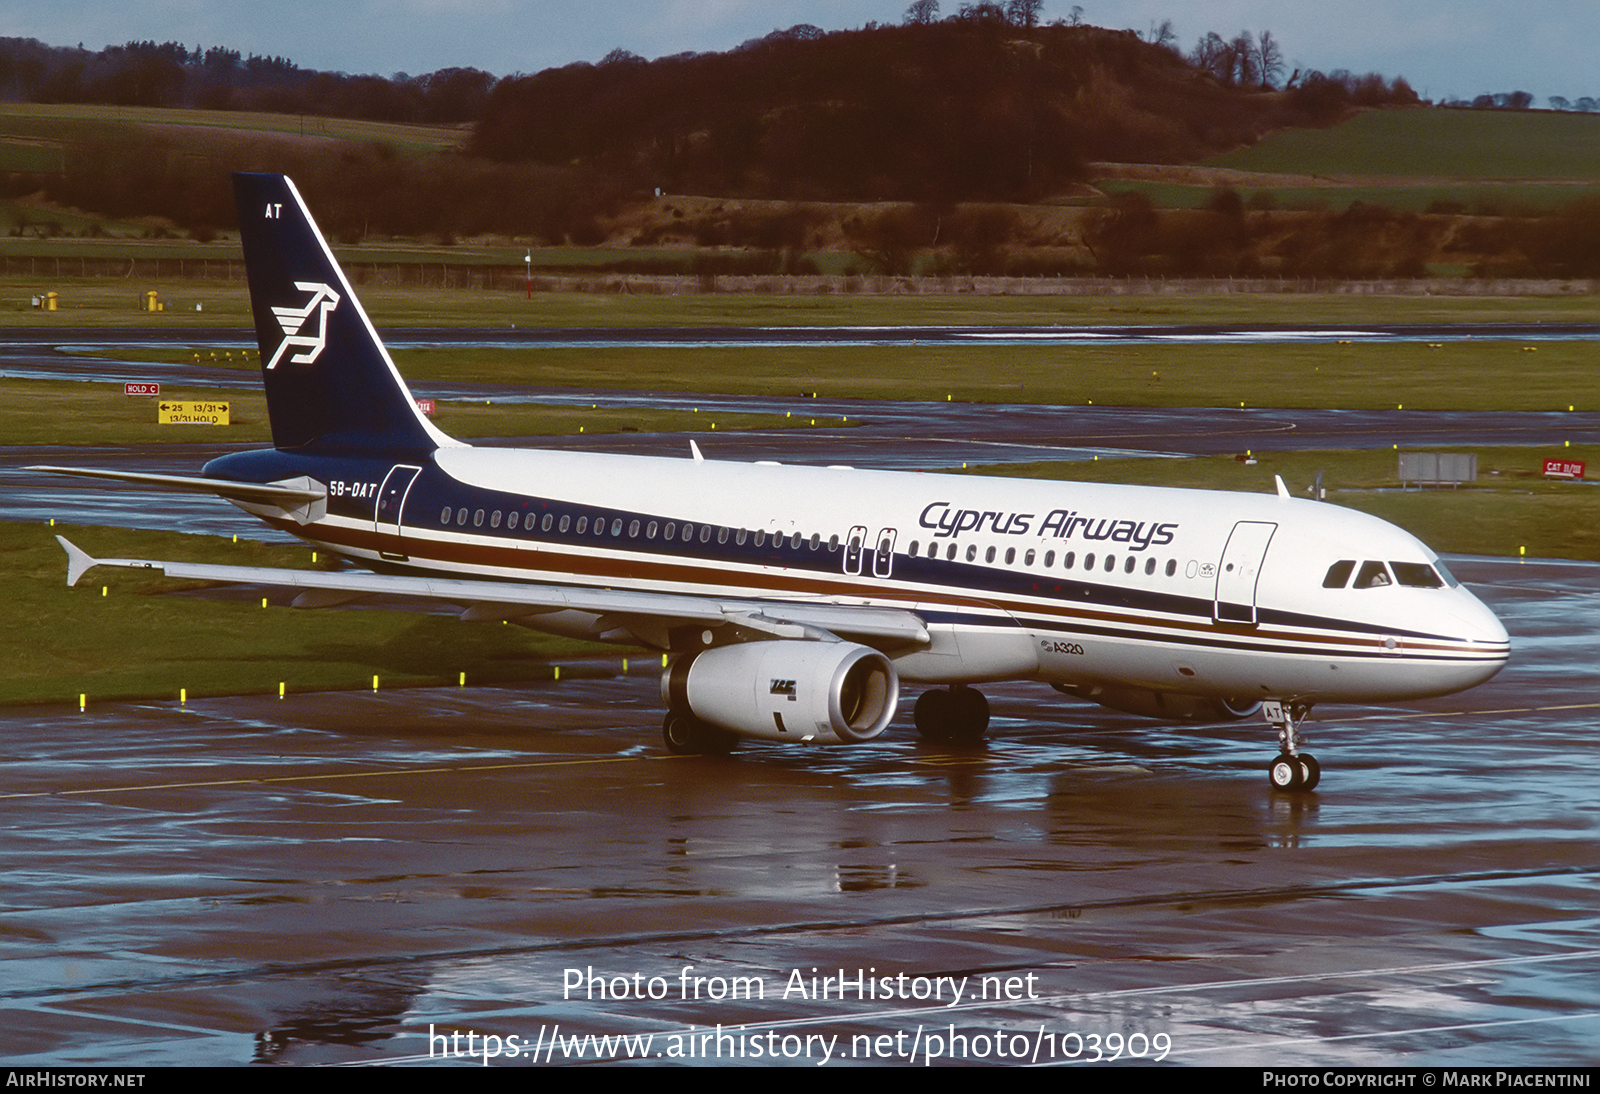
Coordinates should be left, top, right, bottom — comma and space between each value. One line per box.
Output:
233, 173, 453, 454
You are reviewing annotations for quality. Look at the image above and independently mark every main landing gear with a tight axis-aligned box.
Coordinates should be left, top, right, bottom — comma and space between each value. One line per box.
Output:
1263, 699, 1320, 792
913, 685, 990, 745
662, 710, 738, 755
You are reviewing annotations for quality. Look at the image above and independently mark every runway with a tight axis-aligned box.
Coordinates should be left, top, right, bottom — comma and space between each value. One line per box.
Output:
1, 557, 1596, 1066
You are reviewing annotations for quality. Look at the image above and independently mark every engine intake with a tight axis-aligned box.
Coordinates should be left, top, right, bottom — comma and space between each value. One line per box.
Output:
664, 640, 898, 744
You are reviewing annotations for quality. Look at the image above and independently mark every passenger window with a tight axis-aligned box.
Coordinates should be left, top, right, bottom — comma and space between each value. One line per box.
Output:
509, 512, 520, 530
1124, 556, 1136, 574
754, 530, 766, 547
1063, 551, 1075, 569
718, 527, 728, 544
1025, 549, 1035, 566
1354, 561, 1391, 589
737, 529, 748, 545
1084, 552, 1095, 570
473, 509, 484, 527
542, 513, 553, 532
1004, 547, 1015, 565
1144, 557, 1155, 575
575, 516, 587, 534
456, 508, 467, 526
559, 515, 571, 533
829, 534, 839, 551
928, 541, 938, 558
611, 518, 623, 536
664, 522, 675, 539
966, 545, 977, 562
985, 546, 996, 564
810, 533, 819, 550
647, 521, 658, 539
1323, 560, 1356, 588
1164, 559, 1176, 577
1044, 551, 1055, 567
1104, 554, 1115, 572
491, 511, 501, 529
440, 506, 451, 524
1391, 561, 1444, 588
700, 525, 711, 543
628, 520, 640, 537
683, 524, 694, 541
909, 540, 919, 556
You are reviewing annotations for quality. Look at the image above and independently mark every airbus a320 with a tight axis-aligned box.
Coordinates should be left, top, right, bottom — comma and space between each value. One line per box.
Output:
36, 173, 1510, 791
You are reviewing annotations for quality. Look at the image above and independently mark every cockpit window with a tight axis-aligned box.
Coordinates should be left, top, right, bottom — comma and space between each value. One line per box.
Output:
1390, 561, 1445, 588
1322, 559, 1356, 588
1353, 561, 1391, 589
1433, 559, 1460, 587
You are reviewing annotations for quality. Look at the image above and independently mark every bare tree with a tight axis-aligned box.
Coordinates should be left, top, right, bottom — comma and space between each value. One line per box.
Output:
1005, 0, 1044, 27
1230, 32, 1257, 88
1191, 32, 1228, 82
1144, 19, 1177, 50
904, 0, 940, 25
1068, 5, 1085, 26
1255, 30, 1283, 89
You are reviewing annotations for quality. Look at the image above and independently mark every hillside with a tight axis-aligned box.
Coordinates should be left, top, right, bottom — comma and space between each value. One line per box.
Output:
470, 21, 1407, 203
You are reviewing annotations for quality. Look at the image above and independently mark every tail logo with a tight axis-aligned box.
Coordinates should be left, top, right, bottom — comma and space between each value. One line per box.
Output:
265, 281, 341, 370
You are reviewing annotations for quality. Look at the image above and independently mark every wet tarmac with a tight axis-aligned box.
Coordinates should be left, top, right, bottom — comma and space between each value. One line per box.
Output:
2, 556, 1596, 1066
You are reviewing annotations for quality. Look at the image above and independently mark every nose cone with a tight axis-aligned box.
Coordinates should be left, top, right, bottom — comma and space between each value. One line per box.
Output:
1449, 588, 1511, 686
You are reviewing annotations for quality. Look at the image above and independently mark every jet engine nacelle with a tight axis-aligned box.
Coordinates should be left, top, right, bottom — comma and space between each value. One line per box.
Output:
1053, 683, 1261, 723
663, 640, 899, 744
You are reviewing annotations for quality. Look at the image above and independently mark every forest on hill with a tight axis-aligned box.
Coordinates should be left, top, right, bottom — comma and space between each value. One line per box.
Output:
10, 13, 1600, 280
2, 15, 1417, 230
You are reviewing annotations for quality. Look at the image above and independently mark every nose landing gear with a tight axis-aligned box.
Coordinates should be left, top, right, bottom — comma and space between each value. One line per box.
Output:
1264, 699, 1320, 792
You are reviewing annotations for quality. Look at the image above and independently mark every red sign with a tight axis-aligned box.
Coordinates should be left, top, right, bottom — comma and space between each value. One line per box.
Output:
415, 398, 435, 416
1542, 458, 1586, 479
124, 382, 160, 397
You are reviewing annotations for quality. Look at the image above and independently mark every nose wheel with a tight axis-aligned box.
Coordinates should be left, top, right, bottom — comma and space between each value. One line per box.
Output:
1263, 700, 1320, 792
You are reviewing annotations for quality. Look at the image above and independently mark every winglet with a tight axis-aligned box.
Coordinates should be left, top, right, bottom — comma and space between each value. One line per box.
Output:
690, 439, 705, 463
1274, 474, 1290, 499
56, 536, 98, 588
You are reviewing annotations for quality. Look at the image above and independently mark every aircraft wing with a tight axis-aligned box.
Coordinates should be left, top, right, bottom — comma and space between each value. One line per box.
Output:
54, 536, 930, 650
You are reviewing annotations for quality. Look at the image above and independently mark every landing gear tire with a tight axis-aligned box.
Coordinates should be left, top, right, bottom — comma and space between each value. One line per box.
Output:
914, 686, 989, 745
913, 688, 953, 742
1269, 752, 1303, 791
948, 686, 990, 744
662, 711, 736, 755
1296, 753, 1321, 792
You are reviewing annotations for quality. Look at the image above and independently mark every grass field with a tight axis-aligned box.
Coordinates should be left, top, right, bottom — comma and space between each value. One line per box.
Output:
1208, 109, 1600, 182
0, 378, 831, 446
9, 274, 1600, 331
0, 101, 466, 155
1098, 180, 1600, 215
3, 521, 601, 706
1093, 108, 1600, 214
354, 340, 1599, 412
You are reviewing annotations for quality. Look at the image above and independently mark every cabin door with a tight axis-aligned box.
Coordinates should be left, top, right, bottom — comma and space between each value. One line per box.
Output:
374, 464, 423, 550
1213, 521, 1277, 625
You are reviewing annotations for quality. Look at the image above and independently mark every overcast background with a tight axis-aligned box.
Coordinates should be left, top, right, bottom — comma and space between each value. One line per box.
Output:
2, 1, 1591, 106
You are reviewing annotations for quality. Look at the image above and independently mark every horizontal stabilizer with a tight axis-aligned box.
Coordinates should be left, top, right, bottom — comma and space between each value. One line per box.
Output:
29, 465, 325, 504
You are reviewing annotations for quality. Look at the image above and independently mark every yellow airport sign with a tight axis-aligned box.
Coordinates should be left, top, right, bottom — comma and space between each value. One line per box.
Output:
158, 400, 230, 425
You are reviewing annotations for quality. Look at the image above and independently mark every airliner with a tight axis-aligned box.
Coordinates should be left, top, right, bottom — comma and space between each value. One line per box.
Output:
36, 174, 1510, 792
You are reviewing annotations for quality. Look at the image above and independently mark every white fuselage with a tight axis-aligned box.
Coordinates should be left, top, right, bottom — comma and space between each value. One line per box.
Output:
276, 444, 1510, 709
